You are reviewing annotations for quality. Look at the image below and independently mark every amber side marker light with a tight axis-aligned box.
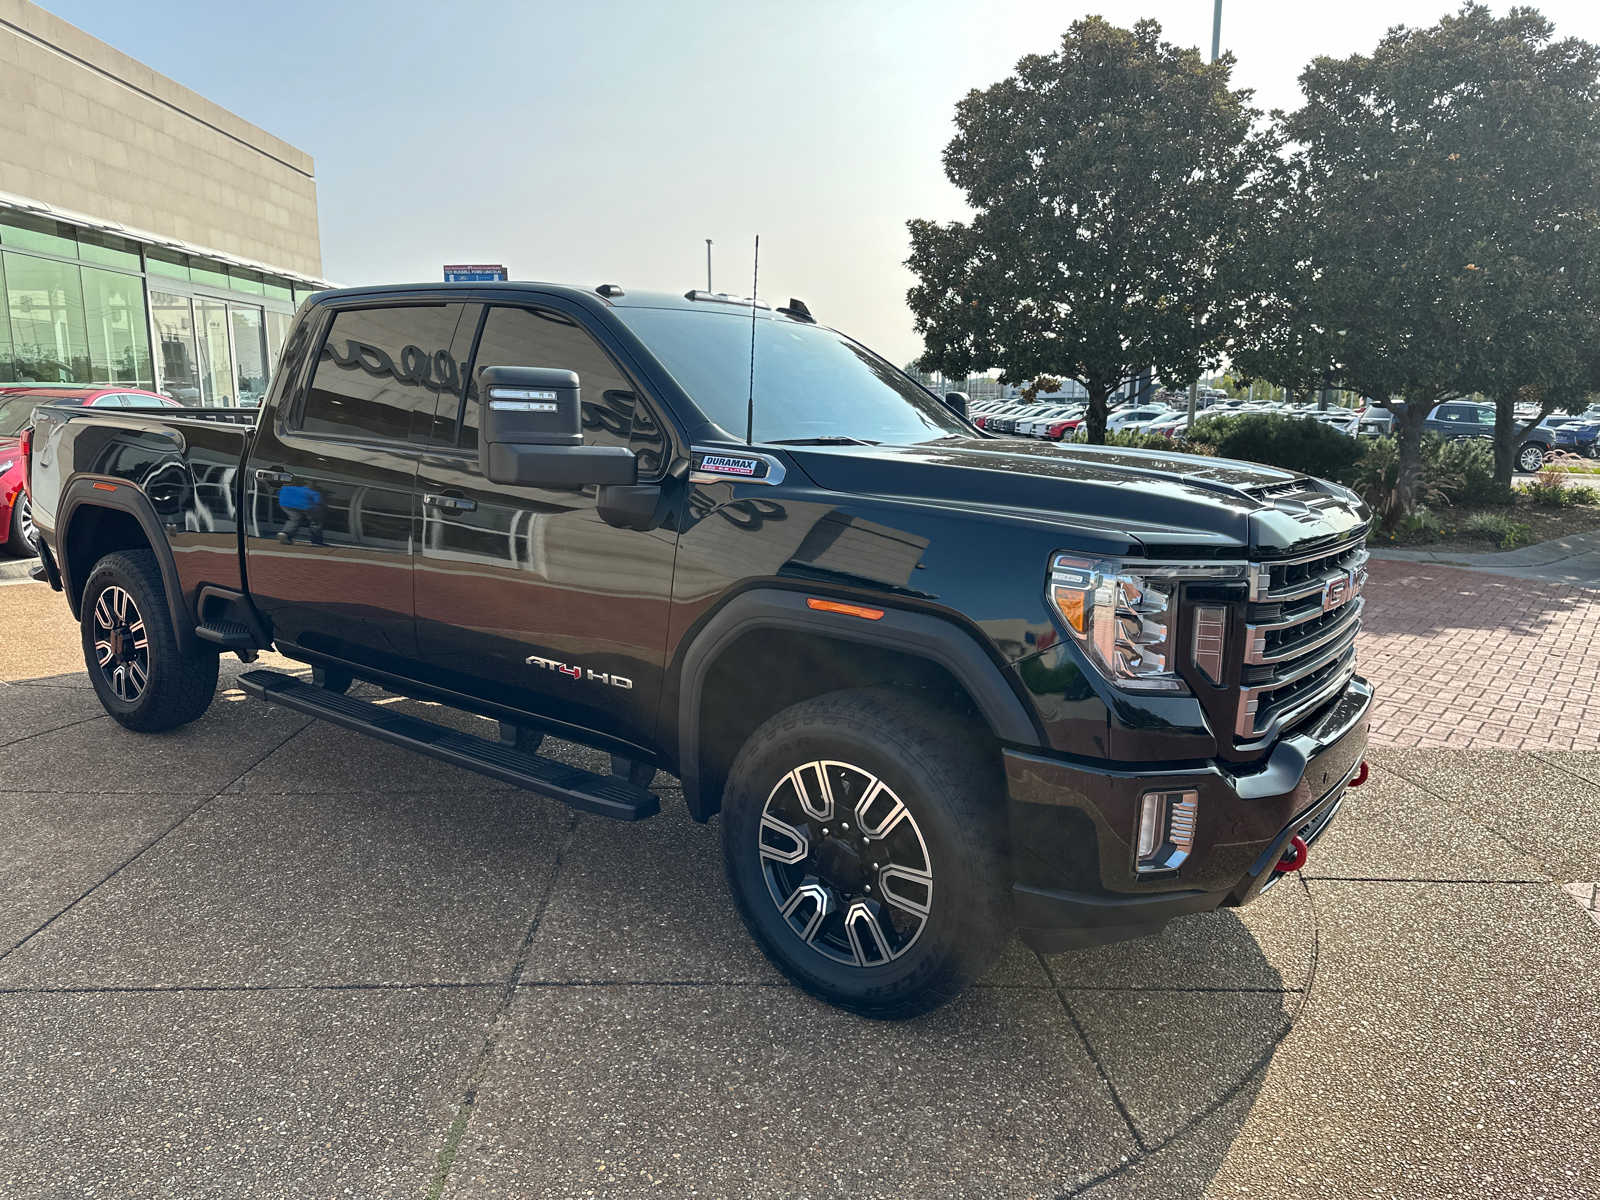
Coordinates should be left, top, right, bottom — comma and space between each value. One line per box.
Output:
91, 482, 117, 491
807, 598, 884, 621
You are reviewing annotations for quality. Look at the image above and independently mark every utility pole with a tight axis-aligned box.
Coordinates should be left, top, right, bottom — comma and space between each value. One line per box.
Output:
705, 240, 713, 292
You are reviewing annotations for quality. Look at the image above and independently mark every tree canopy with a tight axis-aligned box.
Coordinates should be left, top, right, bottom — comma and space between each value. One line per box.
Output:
1231, 4, 1600, 500
905, 17, 1271, 442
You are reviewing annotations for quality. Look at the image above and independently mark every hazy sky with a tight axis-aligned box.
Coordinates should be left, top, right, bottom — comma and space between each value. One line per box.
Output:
38, 1, 1600, 367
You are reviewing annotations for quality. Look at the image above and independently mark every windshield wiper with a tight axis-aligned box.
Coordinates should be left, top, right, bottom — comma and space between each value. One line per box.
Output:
768, 436, 879, 445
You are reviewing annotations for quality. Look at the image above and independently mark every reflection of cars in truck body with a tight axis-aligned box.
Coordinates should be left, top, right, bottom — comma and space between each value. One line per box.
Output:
24, 280, 1374, 1018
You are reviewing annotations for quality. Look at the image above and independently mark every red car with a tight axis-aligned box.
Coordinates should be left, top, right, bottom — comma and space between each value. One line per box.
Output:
0, 386, 182, 558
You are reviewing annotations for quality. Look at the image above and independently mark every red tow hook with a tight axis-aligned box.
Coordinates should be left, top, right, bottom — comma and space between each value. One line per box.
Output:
1347, 760, 1370, 788
1274, 835, 1309, 874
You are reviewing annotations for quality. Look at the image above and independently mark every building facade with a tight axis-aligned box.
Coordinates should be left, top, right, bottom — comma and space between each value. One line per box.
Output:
0, 0, 331, 405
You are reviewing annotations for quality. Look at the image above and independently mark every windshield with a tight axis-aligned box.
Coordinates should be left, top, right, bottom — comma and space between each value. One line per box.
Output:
615, 307, 967, 445
0, 396, 50, 438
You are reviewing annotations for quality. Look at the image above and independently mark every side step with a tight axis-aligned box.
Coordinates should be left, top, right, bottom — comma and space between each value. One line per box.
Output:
195, 618, 256, 649
238, 669, 660, 821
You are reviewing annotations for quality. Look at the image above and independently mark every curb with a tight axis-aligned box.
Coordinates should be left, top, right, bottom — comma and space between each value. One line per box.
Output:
0, 558, 39, 582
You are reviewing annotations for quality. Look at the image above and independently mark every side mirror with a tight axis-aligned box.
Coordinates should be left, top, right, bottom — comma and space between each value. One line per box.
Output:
944, 391, 970, 419
478, 365, 637, 487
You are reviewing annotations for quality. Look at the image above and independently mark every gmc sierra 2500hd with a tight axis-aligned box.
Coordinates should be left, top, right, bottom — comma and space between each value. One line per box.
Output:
22, 280, 1373, 1018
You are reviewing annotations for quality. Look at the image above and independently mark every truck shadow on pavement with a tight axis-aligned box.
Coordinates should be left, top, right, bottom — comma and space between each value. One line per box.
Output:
0, 675, 1308, 1198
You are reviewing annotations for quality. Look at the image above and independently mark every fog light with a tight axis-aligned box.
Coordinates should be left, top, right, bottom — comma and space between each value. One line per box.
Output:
1136, 789, 1199, 873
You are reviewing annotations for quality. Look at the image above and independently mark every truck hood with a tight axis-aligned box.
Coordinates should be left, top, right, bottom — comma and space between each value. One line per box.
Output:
781, 437, 1368, 556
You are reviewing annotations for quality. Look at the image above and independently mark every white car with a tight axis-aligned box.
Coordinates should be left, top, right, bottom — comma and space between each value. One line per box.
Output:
1105, 406, 1172, 433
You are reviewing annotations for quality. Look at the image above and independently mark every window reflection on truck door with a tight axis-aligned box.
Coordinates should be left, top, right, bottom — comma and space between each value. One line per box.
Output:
243, 302, 469, 668
413, 303, 677, 753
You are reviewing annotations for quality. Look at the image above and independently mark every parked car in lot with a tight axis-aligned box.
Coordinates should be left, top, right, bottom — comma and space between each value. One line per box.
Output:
1015, 406, 1082, 437
25, 279, 1373, 1018
1552, 418, 1600, 458
1423, 400, 1553, 471
1105, 405, 1171, 434
0, 386, 181, 557
1353, 401, 1552, 471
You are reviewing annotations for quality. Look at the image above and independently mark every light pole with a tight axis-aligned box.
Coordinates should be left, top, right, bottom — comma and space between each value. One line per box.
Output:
1189, 0, 1223, 433
706, 239, 713, 292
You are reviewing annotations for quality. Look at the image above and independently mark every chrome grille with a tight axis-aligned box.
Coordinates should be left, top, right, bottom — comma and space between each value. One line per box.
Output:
1235, 540, 1368, 740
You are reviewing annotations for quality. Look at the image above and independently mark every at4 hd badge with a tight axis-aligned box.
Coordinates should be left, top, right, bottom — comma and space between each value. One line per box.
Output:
525, 655, 633, 689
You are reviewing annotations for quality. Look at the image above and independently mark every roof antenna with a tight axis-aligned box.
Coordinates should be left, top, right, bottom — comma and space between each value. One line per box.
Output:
746, 234, 760, 445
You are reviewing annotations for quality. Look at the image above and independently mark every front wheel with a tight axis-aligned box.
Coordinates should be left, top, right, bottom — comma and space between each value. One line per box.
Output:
6, 493, 36, 557
81, 549, 218, 732
1517, 442, 1547, 473
721, 688, 1010, 1019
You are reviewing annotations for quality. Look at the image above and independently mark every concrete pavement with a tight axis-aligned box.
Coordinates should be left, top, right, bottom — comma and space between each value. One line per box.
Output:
0, 584, 1597, 1197
1370, 528, 1600, 588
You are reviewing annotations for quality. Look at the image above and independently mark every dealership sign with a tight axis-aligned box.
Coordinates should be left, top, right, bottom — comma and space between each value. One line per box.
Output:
443, 264, 507, 282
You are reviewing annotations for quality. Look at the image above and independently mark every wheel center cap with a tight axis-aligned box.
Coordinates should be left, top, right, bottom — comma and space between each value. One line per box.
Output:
110, 628, 127, 659
814, 836, 868, 893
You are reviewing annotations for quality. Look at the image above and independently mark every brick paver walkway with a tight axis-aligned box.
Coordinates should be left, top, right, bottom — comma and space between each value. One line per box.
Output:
1359, 557, 1600, 750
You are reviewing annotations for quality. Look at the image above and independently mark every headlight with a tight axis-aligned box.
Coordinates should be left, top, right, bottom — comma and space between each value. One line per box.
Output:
1048, 554, 1247, 693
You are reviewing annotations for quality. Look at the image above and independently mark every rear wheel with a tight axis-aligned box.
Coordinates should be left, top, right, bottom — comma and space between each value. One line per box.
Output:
1517, 442, 1546, 473
721, 688, 1010, 1019
81, 549, 218, 732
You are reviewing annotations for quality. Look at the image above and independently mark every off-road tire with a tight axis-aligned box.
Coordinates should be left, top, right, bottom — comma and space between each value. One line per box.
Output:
81, 549, 218, 732
721, 687, 1011, 1019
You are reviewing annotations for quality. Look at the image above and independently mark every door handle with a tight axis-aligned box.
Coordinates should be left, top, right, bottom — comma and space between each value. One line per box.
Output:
424, 493, 477, 512
255, 469, 292, 484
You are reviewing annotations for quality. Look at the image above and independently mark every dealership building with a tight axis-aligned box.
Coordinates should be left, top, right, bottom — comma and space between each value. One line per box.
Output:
0, 0, 332, 405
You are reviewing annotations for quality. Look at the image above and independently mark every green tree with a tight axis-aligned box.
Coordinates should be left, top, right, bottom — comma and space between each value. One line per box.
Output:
1232, 4, 1600, 505
905, 17, 1272, 443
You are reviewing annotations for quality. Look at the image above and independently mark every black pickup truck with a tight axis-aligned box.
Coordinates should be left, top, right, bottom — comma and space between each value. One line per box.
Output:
22, 281, 1373, 1018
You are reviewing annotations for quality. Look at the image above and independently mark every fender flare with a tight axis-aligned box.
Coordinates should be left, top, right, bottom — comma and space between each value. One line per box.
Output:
57, 475, 200, 654
674, 588, 1044, 821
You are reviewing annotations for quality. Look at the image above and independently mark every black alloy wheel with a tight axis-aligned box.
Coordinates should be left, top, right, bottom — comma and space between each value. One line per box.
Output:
722, 687, 1010, 1019
1518, 442, 1547, 473
758, 758, 934, 966
91, 584, 149, 703
80, 549, 218, 732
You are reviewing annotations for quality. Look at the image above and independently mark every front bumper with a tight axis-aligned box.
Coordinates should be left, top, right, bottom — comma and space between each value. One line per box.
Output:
1007, 676, 1372, 952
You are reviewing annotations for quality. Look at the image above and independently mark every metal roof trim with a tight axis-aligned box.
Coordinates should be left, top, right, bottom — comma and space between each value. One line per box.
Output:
0, 188, 339, 290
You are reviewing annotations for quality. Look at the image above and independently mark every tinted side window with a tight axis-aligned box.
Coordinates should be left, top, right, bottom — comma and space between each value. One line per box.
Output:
301, 305, 468, 444
461, 306, 668, 477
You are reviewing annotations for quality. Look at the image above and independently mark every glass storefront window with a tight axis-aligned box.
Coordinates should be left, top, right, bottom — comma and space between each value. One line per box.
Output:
0, 212, 78, 259
77, 230, 142, 272
151, 290, 201, 404
231, 305, 267, 407
82, 265, 153, 387
0, 255, 11, 382
228, 268, 265, 296
4, 252, 90, 383
146, 247, 190, 281
265, 309, 291, 371
263, 278, 293, 302
189, 258, 230, 290
195, 297, 234, 406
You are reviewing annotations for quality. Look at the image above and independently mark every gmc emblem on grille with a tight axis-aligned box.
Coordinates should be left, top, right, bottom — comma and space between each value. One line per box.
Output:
1322, 573, 1354, 612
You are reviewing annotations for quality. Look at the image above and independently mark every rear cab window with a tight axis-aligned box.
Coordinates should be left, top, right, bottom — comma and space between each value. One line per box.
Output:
300, 305, 471, 445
